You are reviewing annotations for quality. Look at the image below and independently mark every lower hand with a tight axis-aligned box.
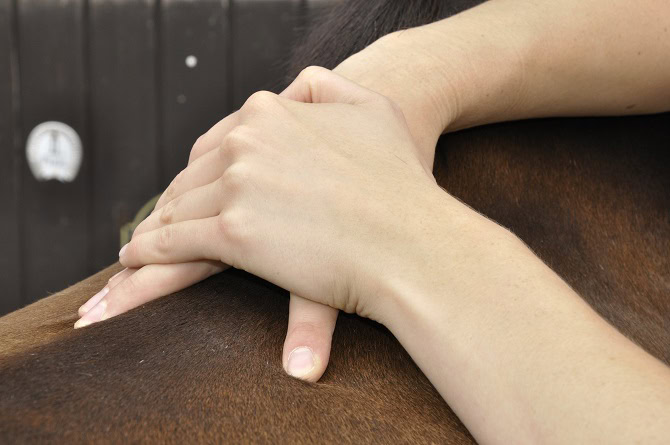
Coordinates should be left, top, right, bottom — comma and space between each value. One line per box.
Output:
75, 33, 442, 383
116, 67, 439, 329
74, 109, 340, 381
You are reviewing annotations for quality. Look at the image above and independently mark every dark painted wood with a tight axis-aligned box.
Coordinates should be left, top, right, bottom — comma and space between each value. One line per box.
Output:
160, 0, 231, 187
89, 0, 160, 270
231, 0, 303, 109
0, 0, 21, 313
0, 0, 326, 315
17, 0, 89, 305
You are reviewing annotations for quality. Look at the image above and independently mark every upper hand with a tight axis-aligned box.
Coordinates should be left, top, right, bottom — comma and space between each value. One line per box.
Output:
75, 42, 441, 381
119, 67, 438, 325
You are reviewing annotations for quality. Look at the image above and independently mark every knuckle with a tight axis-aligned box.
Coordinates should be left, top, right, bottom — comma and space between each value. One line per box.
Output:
157, 225, 173, 253
161, 185, 175, 203
243, 90, 278, 113
221, 162, 252, 193
287, 320, 329, 340
159, 198, 177, 225
217, 210, 249, 247
121, 275, 139, 295
162, 171, 183, 202
299, 65, 326, 83
297, 66, 327, 101
221, 125, 252, 158
117, 273, 143, 300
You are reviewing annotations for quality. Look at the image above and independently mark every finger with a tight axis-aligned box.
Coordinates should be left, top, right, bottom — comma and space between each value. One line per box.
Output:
135, 179, 225, 237
119, 217, 225, 268
78, 268, 135, 317
283, 294, 338, 382
155, 146, 228, 212
108, 267, 135, 289
187, 111, 240, 165
74, 261, 225, 329
280, 65, 382, 105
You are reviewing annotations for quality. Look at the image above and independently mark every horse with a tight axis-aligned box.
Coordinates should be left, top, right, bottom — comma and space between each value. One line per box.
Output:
1, 0, 668, 442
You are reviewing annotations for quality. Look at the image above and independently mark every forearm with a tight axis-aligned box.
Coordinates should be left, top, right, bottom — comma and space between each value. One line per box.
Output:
359, 0, 670, 135
380, 193, 670, 444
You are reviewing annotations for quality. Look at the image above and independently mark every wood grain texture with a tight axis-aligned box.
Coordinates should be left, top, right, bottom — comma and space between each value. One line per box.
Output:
0, 0, 320, 316
1, 1, 667, 442
160, 0, 231, 187
0, 113, 668, 443
16, 0, 89, 306
0, 0, 21, 314
88, 0, 160, 270
231, 0, 303, 108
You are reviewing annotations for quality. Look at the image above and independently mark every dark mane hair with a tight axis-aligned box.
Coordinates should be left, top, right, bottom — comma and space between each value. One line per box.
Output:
287, 0, 486, 79
1, 1, 668, 444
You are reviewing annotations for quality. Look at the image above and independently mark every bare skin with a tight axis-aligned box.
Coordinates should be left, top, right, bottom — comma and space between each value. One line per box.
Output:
77, 0, 670, 384
76, 1, 670, 442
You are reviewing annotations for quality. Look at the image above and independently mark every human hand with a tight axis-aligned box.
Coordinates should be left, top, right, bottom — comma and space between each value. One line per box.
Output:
329, 29, 457, 163
76, 52, 421, 380
74, 108, 338, 382
117, 67, 441, 328
76, 32, 444, 381
76, 28, 444, 383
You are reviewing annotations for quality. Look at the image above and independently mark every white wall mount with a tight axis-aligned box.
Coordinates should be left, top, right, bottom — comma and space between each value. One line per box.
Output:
26, 121, 83, 183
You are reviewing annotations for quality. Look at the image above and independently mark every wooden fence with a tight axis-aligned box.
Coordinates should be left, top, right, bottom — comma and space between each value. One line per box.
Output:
0, 0, 334, 315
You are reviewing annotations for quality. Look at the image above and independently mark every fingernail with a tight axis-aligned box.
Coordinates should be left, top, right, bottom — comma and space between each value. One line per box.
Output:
118, 244, 127, 257
78, 287, 109, 317
287, 347, 315, 378
74, 299, 108, 329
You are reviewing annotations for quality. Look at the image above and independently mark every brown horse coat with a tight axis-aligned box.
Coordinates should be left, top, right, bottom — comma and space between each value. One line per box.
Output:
1, 113, 668, 443
1, 0, 669, 442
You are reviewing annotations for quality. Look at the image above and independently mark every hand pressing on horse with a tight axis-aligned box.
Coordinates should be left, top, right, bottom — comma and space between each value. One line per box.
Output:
73, 0, 670, 441
75, 65, 670, 445
75, 36, 440, 381
74, 22, 449, 382
116, 67, 439, 327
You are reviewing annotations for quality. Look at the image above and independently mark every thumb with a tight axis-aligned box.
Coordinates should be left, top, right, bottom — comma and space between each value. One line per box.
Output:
281, 65, 436, 175
280, 66, 382, 105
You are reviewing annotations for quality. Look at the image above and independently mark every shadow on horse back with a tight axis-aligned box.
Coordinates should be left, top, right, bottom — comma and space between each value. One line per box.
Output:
1, 0, 668, 442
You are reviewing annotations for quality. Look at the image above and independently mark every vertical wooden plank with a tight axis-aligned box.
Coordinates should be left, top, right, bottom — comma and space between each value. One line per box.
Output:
161, 0, 231, 186
17, 0, 89, 305
231, 0, 303, 109
89, 0, 160, 270
0, 0, 21, 314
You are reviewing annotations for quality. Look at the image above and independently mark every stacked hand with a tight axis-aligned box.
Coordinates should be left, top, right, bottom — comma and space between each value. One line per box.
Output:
70, 0, 670, 440
74, 66, 441, 381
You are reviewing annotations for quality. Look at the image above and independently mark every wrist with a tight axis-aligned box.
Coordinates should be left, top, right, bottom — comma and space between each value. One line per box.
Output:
415, 3, 536, 132
364, 0, 543, 134
370, 187, 523, 331
332, 32, 450, 167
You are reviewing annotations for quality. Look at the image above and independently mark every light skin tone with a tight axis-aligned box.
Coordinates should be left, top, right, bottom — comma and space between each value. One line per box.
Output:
75, 0, 670, 442
77, 0, 670, 382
